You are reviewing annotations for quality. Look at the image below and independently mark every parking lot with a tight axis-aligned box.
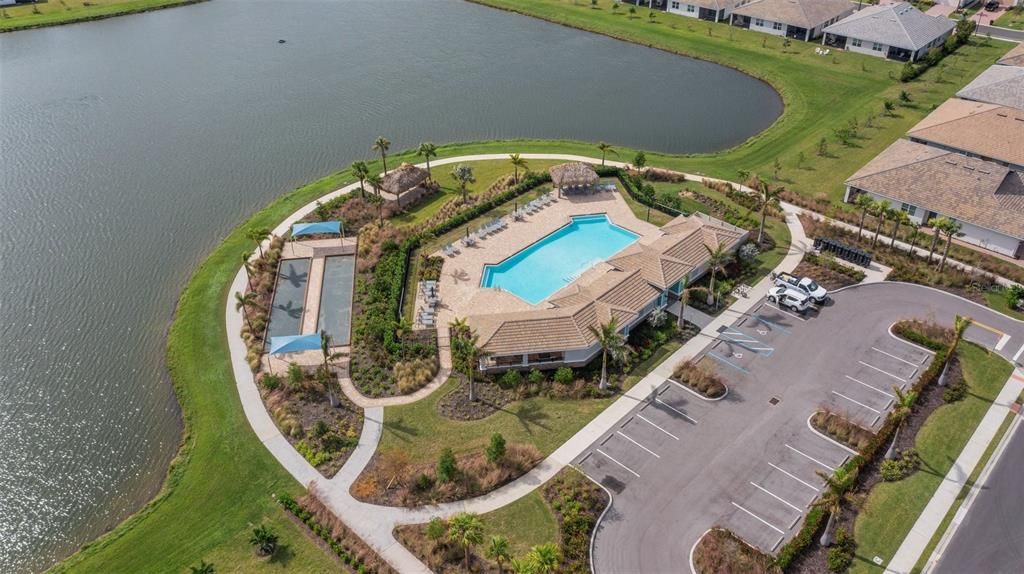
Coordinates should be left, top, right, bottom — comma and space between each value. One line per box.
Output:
582, 285, 976, 574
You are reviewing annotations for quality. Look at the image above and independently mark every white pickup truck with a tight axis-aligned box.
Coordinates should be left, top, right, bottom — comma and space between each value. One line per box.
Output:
771, 272, 828, 304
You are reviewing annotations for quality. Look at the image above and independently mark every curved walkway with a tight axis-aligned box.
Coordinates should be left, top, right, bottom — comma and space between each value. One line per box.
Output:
231, 153, 808, 572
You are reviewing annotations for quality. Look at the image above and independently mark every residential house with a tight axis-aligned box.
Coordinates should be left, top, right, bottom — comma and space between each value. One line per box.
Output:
730, 0, 854, 41
822, 3, 954, 62
667, 0, 742, 22
471, 213, 748, 371
907, 98, 1024, 170
843, 139, 1024, 258
955, 65, 1024, 111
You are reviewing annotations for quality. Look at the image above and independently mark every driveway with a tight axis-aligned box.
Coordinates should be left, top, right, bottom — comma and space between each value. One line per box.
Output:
583, 282, 1024, 574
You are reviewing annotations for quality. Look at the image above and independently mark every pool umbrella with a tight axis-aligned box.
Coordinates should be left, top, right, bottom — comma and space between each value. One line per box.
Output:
267, 333, 322, 374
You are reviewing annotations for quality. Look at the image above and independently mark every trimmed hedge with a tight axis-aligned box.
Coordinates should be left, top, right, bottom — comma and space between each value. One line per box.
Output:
278, 493, 377, 573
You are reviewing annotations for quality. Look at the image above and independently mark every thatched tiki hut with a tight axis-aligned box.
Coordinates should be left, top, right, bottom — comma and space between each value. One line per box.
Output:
383, 163, 434, 210
549, 162, 599, 194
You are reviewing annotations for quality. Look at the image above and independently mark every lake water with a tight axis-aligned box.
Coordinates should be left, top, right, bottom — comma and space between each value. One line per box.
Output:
0, 0, 781, 570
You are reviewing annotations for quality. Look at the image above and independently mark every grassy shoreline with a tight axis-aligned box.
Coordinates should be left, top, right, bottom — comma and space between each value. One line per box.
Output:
0, 0, 206, 33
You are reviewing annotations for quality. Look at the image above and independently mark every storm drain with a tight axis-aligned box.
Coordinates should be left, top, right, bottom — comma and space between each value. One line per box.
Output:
769, 397, 780, 405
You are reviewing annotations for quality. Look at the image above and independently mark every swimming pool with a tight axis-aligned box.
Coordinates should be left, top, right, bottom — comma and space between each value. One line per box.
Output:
481, 214, 639, 305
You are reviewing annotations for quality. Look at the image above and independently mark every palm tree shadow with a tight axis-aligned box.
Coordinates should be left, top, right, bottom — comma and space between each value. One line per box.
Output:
504, 401, 551, 434
383, 416, 419, 443
269, 544, 294, 567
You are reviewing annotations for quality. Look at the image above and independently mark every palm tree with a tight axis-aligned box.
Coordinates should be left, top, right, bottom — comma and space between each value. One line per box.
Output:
351, 160, 369, 199
871, 200, 891, 247
246, 227, 271, 258
249, 525, 279, 557
749, 175, 783, 245
417, 142, 438, 182
241, 251, 255, 291
885, 385, 918, 460
704, 244, 733, 307
854, 193, 874, 239
451, 164, 476, 204
190, 560, 215, 574
812, 467, 855, 547
367, 193, 385, 227
527, 544, 560, 574
450, 321, 485, 401
596, 141, 617, 166
509, 557, 537, 574
320, 330, 338, 407
675, 276, 709, 329
447, 512, 484, 571
938, 218, 962, 272
890, 209, 910, 249
448, 316, 470, 339
366, 172, 383, 198
906, 223, 922, 252
589, 318, 626, 390
509, 153, 528, 184
927, 216, 949, 263
234, 291, 262, 334
372, 136, 391, 175
486, 536, 512, 574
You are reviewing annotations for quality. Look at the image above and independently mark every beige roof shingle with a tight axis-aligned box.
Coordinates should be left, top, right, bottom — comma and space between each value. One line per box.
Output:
733, 0, 854, 29
846, 139, 1024, 240
908, 99, 1024, 168
998, 43, 1024, 68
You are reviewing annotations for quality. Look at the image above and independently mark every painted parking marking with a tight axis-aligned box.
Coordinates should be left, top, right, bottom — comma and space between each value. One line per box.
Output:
635, 413, 681, 441
768, 462, 820, 492
752, 314, 791, 333
871, 346, 923, 367
750, 482, 803, 513
763, 302, 807, 322
719, 329, 775, 355
996, 333, 1011, 352
654, 397, 699, 424
1014, 343, 1024, 363
731, 501, 785, 534
845, 375, 895, 398
971, 320, 1005, 337
595, 449, 640, 478
786, 444, 836, 471
832, 390, 882, 414
615, 431, 660, 459
858, 360, 908, 383
707, 351, 751, 374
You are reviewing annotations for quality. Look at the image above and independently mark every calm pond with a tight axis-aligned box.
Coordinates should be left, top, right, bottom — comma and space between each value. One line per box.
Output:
0, 0, 780, 570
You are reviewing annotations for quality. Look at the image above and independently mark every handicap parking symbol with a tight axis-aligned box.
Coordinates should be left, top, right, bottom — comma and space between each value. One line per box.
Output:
757, 328, 768, 336
733, 352, 743, 359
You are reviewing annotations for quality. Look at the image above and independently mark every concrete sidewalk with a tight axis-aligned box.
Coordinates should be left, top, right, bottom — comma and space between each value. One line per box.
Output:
885, 367, 1024, 573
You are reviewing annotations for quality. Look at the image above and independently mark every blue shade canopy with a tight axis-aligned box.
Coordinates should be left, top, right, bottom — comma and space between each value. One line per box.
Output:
269, 334, 322, 355
291, 221, 341, 237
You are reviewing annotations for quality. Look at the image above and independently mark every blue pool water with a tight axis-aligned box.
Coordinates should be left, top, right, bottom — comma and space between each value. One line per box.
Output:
481, 214, 639, 305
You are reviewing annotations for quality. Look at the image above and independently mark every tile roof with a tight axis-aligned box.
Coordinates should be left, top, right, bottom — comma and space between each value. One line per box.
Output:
997, 42, 1024, 68
956, 65, 1024, 111
823, 2, 954, 51
908, 99, 1024, 168
846, 139, 1024, 240
733, 0, 854, 28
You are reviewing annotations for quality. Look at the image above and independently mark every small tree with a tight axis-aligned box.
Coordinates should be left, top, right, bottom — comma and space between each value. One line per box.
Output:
287, 362, 304, 389
704, 243, 734, 306
676, 276, 709, 329
817, 137, 828, 157
883, 99, 896, 117
647, 9, 656, 23
854, 193, 874, 238
813, 467, 856, 547
451, 164, 476, 204
899, 90, 912, 103
527, 544, 561, 574
417, 142, 438, 182
190, 561, 215, 574
553, 367, 574, 385
772, 157, 781, 180
796, 151, 805, 170
487, 536, 512, 574
234, 291, 262, 334
927, 216, 950, 262
628, 5, 636, 18
486, 432, 507, 463
938, 218, 963, 272
372, 135, 391, 175
437, 448, 458, 482
426, 517, 448, 547
596, 141, 617, 166
871, 200, 891, 247
351, 160, 369, 198
509, 153, 528, 184
589, 318, 626, 390
889, 209, 910, 248
448, 512, 485, 571
907, 223, 922, 252
246, 227, 271, 258
249, 525, 279, 557
633, 150, 647, 170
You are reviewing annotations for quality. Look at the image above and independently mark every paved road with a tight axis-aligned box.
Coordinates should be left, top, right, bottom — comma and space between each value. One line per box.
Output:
933, 420, 1024, 574
585, 282, 1024, 574
978, 24, 1024, 42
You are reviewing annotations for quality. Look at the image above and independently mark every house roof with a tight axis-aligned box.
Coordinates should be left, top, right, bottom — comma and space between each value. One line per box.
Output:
997, 42, 1024, 68
823, 2, 954, 51
846, 139, 1024, 240
688, 0, 744, 12
382, 163, 429, 195
956, 65, 1024, 111
733, 0, 853, 29
908, 99, 1024, 168
549, 162, 599, 188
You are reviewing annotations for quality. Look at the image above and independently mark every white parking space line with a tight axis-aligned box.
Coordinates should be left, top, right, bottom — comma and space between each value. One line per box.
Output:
750, 482, 803, 513
871, 346, 923, 367
1014, 343, 1024, 363
595, 449, 640, 477
845, 375, 895, 398
768, 462, 820, 492
654, 397, 699, 424
858, 360, 908, 383
832, 390, 882, 414
730, 502, 785, 534
615, 431, 660, 458
635, 413, 681, 440
785, 444, 836, 471
764, 303, 806, 321
995, 333, 1011, 352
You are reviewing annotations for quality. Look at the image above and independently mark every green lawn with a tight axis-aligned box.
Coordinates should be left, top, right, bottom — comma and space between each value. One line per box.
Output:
985, 288, 1024, 321
851, 343, 1014, 574
0, 0, 203, 32
482, 490, 559, 557
994, 7, 1024, 30
470, 0, 1011, 203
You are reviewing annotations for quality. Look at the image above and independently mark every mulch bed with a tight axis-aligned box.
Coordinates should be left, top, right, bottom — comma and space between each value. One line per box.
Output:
437, 378, 516, 421
792, 260, 859, 291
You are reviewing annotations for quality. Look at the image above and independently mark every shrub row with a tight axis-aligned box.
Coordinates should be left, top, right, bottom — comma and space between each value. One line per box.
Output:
899, 19, 976, 82
891, 319, 952, 352
278, 493, 383, 574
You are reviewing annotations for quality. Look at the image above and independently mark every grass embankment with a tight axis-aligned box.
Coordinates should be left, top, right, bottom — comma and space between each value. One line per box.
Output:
850, 343, 1014, 574
0, 0, 205, 32
984, 288, 1024, 321
470, 0, 1009, 203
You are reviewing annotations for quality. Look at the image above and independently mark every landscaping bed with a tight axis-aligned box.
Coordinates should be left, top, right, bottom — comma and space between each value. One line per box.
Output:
238, 236, 284, 369
793, 253, 865, 290
693, 528, 779, 574
671, 360, 727, 399
810, 409, 875, 453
